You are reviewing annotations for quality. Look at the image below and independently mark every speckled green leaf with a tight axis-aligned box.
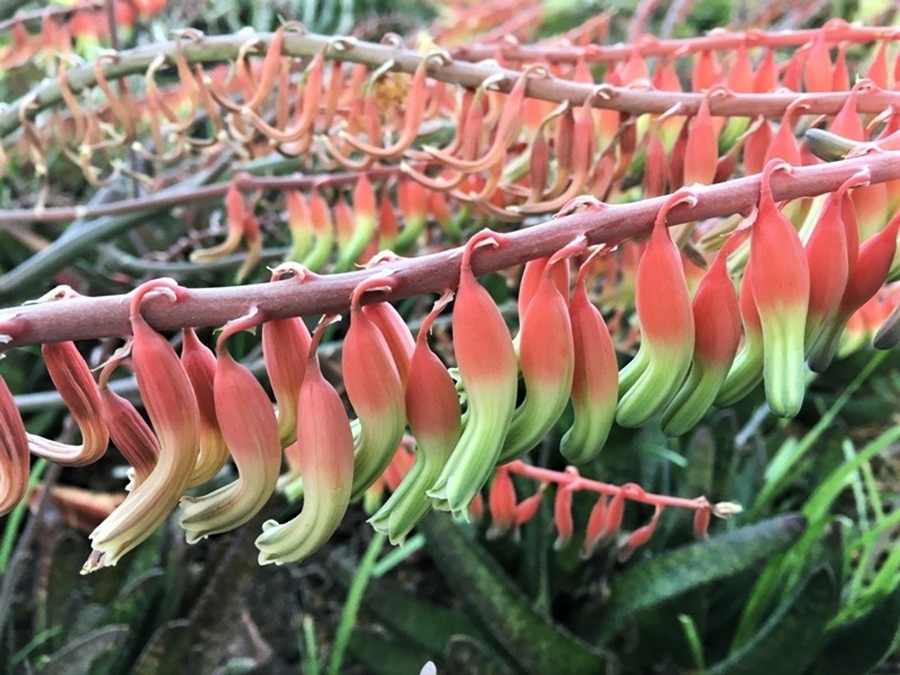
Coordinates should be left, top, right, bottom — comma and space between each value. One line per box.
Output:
593, 514, 807, 642
422, 513, 605, 675
34, 625, 129, 675
707, 567, 839, 675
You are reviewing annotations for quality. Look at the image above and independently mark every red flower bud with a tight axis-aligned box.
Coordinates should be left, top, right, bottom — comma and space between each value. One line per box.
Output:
0, 373, 29, 515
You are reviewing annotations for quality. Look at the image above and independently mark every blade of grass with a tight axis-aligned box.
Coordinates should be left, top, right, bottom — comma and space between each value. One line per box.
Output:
329, 533, 387, 675
0, 458, 48, 572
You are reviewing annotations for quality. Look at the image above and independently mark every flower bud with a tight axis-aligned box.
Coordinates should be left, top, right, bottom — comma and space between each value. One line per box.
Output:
286, 190, 314, 262
486, 465, 516, 539
98, 354, 158, 491
683, 96, 717, 186
335, 174, 377, 272
500, 239, 581, 462
29, 341, 109, 466
618, 505, 663, 562
0, 373, 29, 515
301, 190, 335, 272
662, 231, 745, 436
553, 483, 575, 551
715, 261, 765, 406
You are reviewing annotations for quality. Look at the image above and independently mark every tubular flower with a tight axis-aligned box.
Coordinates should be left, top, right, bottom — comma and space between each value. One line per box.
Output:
808, 208, 900, 371
616, 192, 696, 428
486, 465, 517, 539
369, 292, 462, 544
560, 250, 619, 464
28, 340, 109, 466
263, 266, 312, 447
428, 230, 518, 519
335, 174, 377, 272
0, 373, 29, 515
661, 230, 746, 436
804, 171, 869, 352
180, 309, 282, 543
749, 160, 810, 417
499, 237, 582, 462
714, 260, 765, 406
285, 190, 314, 263
363, 299, 415, 388
181, 327, 230, 488
683, 95, 717, 186
85, 279, 201, 573
344, 275, 407, 499
255, 318, 355, 565
98, 353, 159, 491
301, 190, 335, 272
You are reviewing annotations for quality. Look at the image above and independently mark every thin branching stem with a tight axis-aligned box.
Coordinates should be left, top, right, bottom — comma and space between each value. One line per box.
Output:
3, 30, 900, 146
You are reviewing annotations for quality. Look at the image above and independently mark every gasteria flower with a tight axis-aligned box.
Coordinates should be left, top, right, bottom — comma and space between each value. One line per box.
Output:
369, 292, 462, 544
499, 238, 582, 462
335, 174, 377, 272
344, 274, 407, 499
28, 340, 109, 466
428, 230, 518, 519
262, 266, 312, 447
255, 318, 355, 565
808, 208, 900, 372
560, 249, 619, 464
804, 171, 869, 352
616, 191, 696, 428
98, 350, 159, 491
661, 230, 746, 436
181, 327, 230, 488
749, 160, 810, 417
84, 279, 200, 573
714, 260, 765, 407
0, 373, 29, 515
180, 309, 282, 543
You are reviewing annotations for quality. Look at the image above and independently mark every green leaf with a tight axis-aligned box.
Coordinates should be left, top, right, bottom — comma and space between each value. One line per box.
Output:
445, 635, 516, 675
34, 626, 129, 675
130, 620, 192, 675
591, 514, 807, 642
421, 513, 605, 674
707, 568, 839, 675
816, 584, 900, 675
